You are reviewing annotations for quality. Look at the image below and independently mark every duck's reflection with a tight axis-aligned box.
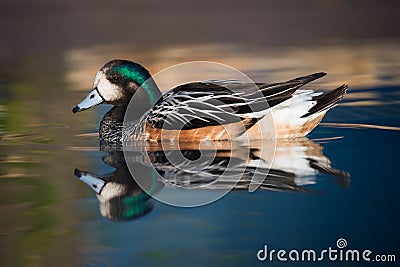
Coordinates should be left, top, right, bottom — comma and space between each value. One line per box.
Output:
74, 146, 162, 222
74, 138, 349, 222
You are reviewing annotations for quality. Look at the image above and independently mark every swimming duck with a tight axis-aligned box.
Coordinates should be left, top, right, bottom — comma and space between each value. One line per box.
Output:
72, 60, 348, 142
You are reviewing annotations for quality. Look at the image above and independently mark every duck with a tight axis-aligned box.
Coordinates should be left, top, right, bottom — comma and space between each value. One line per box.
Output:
72, 59, 348, 142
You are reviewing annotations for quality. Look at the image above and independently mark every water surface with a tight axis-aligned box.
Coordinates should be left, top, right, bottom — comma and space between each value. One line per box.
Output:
1, 42, 399, 267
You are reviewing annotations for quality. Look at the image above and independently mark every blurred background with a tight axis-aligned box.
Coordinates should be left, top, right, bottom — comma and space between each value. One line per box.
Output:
0, 0, 399, 266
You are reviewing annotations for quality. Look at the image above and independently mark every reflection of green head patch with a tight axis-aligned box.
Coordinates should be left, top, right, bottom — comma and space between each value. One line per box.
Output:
122, 194, 151, 219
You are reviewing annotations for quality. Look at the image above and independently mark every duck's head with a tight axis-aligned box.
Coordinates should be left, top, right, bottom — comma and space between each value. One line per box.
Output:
72, 59, 155, 113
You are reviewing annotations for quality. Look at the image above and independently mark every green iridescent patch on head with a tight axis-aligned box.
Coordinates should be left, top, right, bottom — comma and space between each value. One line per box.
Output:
106, 61, 159, 104
112, 65, 149, 85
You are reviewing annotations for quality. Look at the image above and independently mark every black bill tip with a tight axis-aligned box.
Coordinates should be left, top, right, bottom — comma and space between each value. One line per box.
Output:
72, 106, 81, 113
74, 168, 82, 177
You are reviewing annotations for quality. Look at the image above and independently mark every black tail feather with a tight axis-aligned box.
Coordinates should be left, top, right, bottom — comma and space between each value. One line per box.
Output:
287, 72, 327, 84
301, 84, 348, 118
258, 72, 328, 108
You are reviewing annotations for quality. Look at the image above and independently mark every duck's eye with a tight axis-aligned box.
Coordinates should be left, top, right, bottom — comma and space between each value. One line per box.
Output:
112, 75, 120, 82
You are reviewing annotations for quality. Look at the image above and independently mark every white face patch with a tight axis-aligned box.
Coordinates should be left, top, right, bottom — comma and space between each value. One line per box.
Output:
94, 71, 123, 102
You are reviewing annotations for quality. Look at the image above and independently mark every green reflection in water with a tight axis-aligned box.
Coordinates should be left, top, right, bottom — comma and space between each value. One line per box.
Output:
0, 58, 85, 267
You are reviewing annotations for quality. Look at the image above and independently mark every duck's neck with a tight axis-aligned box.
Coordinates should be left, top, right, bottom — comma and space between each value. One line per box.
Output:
99, 79, 161, 143
107, 106, 128, 121
100, 106, 127, 142
141, 78, 162, 105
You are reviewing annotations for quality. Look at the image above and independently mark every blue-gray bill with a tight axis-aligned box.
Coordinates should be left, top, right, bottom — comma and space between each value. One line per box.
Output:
72, 88, 104, 113
74, 168, 105, 194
